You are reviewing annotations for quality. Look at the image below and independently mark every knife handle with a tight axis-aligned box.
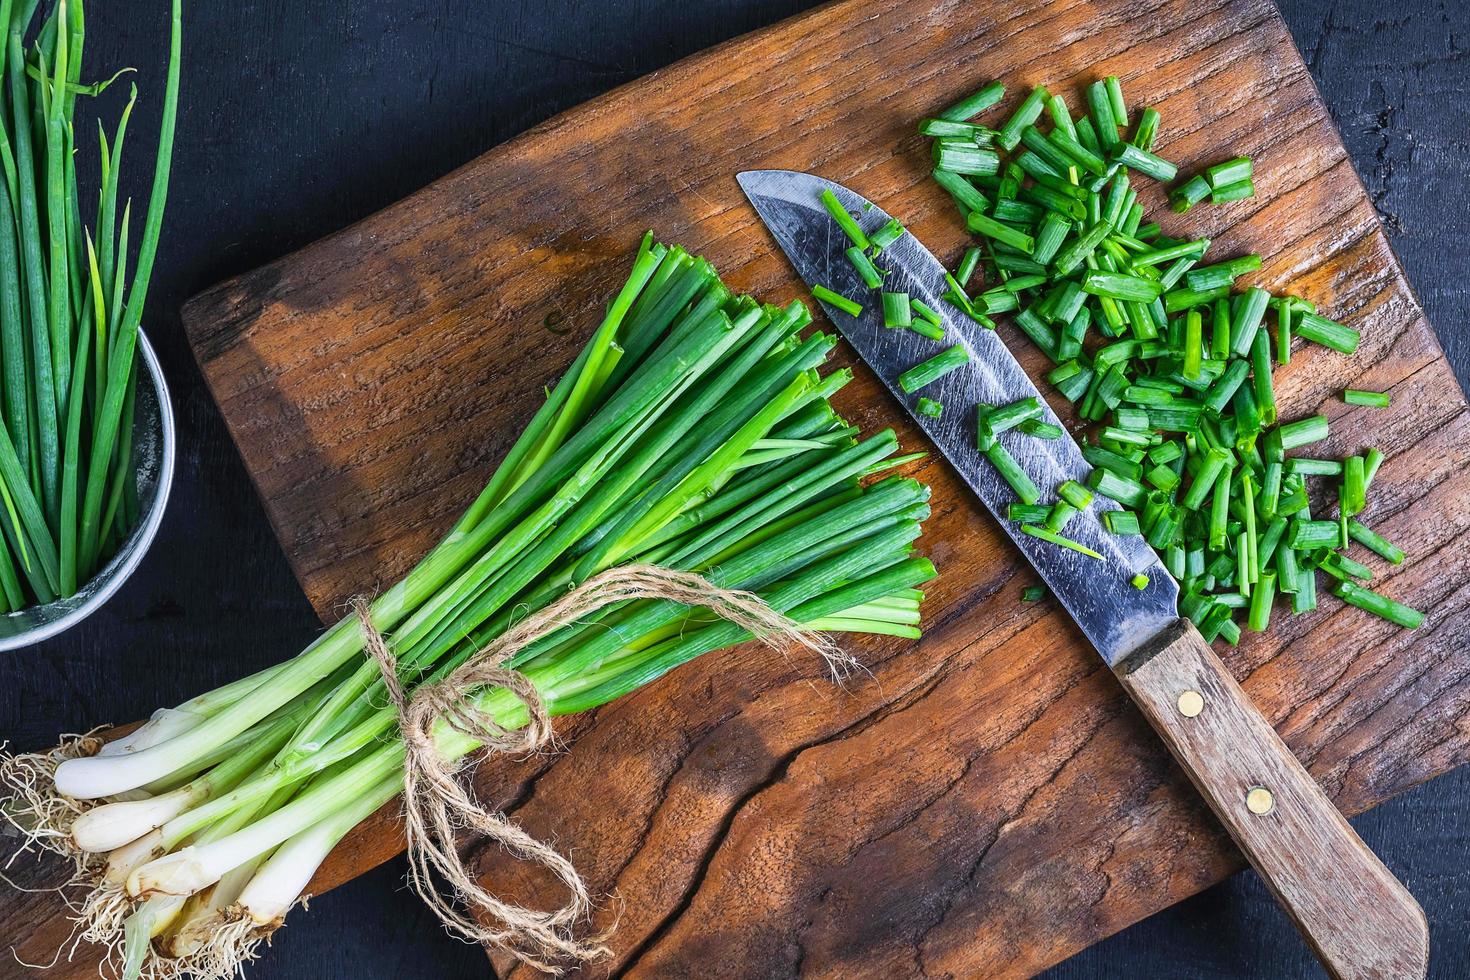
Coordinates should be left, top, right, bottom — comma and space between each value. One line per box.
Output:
1115, 619, 1427, 980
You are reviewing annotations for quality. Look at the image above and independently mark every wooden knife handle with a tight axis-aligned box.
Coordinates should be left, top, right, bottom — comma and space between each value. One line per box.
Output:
1115, 619, 1428, 980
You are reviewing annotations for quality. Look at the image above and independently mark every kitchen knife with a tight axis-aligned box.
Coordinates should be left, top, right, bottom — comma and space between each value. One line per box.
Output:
739, 169, 1428, 980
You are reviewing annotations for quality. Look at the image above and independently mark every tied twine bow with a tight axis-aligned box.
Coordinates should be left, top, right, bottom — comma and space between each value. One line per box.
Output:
353, 563, 848, 974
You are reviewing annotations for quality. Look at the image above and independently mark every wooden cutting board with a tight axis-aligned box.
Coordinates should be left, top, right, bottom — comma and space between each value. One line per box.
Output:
9, 0, 1470, 976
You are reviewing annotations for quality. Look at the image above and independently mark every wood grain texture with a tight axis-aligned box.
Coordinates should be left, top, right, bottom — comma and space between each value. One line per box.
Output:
1117, 620, 1429, 979
7, 0, 1466, 977
185, 0, 1470, 977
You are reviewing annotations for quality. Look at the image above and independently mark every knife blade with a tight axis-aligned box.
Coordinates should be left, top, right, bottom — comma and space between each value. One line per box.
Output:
739, 168, 1429, 980
737, 168, 1175, 666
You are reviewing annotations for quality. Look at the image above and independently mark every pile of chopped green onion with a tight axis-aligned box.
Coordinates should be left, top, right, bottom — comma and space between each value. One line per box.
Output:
814, 73, 1421, 642
12, 234, 933, 978
0, 0, 180, 610
918, 75, 1421, 639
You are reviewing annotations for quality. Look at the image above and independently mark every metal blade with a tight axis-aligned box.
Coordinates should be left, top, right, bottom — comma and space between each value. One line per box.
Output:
738, 169, 1177, 666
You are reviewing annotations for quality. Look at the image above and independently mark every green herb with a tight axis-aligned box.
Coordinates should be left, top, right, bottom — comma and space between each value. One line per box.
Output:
846, 246, 884, 288
813, 284, 862, 317
1010, 502, 1052, 523
883, 291, 913, 328
1204, 156, 1253, 187
998, 85, 1050, 151
916, 397, 944, 418
1021, 585, 1048, 601
1021, 522, 1103, 558
1131, 573, 1150, 589
913, 72, 1417, 636
870, 217, 906, 251
940, 80, 1006, 122
820, 188, 870, 250
899, 345, 970, 393
1333, 580, 1424, 629
1210, 179, 1256, 203
1343, 388, 1390, 408
23, 236, 936, 976
0, 0, 182, 608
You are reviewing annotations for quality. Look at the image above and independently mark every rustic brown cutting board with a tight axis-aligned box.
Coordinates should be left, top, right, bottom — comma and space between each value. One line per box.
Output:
9, 0, 1470, 976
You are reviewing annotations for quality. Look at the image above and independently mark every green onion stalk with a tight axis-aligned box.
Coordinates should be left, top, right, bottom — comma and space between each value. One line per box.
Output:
2, 233, 935, 978
0, 0, 180, 611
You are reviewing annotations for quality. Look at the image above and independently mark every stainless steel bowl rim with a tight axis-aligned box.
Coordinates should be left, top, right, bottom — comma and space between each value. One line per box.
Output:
0, 330, 176, 651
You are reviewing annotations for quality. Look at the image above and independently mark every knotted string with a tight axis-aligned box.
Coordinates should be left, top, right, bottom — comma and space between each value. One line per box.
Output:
353, 563, 845, 974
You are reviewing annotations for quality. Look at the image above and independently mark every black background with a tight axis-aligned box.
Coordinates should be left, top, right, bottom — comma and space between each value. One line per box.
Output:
2, 2, 1467, 977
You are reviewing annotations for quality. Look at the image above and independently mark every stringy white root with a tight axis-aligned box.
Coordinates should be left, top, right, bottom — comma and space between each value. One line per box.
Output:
0, 731, 106, 869
147, 905, 280, 980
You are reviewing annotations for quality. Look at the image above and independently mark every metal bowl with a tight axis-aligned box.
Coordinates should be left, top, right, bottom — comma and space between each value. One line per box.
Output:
0, 330, 176, 650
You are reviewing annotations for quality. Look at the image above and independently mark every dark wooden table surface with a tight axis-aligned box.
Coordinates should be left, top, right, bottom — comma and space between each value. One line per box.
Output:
1, 1, 1464, 977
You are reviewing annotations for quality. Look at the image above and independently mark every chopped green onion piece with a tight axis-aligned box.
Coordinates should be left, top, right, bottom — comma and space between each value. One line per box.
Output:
1185, 254, 1262, 291
1021, 585, 1048, 602
1052, 221, 1113, 276
1112, 143, 1177, 182
1046, 500, 1078, 532
1104, 509, 1141, 534
1333, 580, 1423, 629
919, 118, 989, 140
1020, 522, 1103, 559
932, 168, 991, 214
916, 396, 943, 419
870, 218, 906, 251
997, 85, 1050, 152
1210, 179, 1256, 203
909, 319, 946, 341
1342, 455, 1366, 516
1294, 311, 1360, 354
933, 140, 1002, 175
1081, 271, 1163, 303
1278, 414, 1329, 450
882, 292, 913, 329
1343, 388, 1390, 408
955, 247, 983, 287
1164, 284, 1230, 313
1058, 480, 1094, 510
1105, 76, 1128, 127
940, 80, 1006, 121
1019, 418, 1064, 440
1086, 80, 1119, 150
1131, 573, 1150, 590
820, 189, 870, 250
898, 345, 970, 393
1363, 446, 1385, 488
1286, 458, 1342, 476
1348, 518, 1405, 564
965, 211, 1035, 253
1132, 106, 1160, 150
1010, 503, 1051, 523
1170, 175, 1211, 213
911, 298, 943, 325
1204, 156, 1253, 188
1289, 520, 1341, 549
1247, 570, 1277, 631
984, 396, 1044, 433
986, 441, 1040, 504
846, 246, 884, 288
813, 284, 862, 317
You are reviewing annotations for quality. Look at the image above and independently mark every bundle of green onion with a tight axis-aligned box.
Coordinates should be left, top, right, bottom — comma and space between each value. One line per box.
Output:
0, 0, 180, 610
818, 73, 1418, 640
4, 233, 933, 978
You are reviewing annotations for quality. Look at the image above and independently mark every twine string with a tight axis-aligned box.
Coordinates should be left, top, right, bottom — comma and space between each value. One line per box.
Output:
353, 562, 843, 974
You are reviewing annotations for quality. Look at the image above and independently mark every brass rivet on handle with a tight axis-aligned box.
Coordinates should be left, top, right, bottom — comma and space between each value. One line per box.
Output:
1177, 690, 1204, 717
1246, 786, 1275, 815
